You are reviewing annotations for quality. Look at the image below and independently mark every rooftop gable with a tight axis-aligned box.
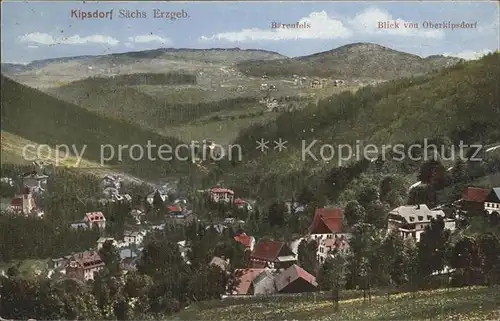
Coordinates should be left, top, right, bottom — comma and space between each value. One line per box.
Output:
251, 240, 285, 262
309, 208, 343, 234
274, 264, 318, 292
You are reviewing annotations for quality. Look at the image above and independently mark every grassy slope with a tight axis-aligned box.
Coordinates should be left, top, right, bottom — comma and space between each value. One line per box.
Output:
172, 286, 500, 321
0, 75, 195, 180
236, 43, 462, 79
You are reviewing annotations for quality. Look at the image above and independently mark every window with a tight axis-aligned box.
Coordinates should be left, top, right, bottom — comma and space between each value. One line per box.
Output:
418, 216, 424, 221
410, 216, 415, 222
427, 215, 432, 221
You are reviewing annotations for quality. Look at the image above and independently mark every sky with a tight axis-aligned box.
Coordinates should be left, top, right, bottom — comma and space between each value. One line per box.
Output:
1, 1, 499, 64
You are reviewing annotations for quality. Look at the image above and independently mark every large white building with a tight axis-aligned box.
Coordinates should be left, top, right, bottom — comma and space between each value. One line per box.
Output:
387, 204, 455, 242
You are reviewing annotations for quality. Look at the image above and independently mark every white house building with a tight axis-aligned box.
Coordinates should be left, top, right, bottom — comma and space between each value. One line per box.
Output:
209, 187, 234, 203
387, 204, 456, 242
484, 188, 500, 215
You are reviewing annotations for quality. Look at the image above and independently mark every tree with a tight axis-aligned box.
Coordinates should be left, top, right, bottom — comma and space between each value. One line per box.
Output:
477, 233, 500, 285
417, 217, 451, 286
450, 235, 480, 287
267, 202, 287, 227
99, 240, 121, 277
408, 184, 437, 207
358, 185, 379, 208
365, 200, 388, 229
379, 175, 407, 207
325, 255, 347, 311
152, 191, 165, 213
297, 239, 318, 276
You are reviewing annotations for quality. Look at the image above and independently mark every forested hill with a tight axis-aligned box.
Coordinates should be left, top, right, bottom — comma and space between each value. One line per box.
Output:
222, 52, 500, 199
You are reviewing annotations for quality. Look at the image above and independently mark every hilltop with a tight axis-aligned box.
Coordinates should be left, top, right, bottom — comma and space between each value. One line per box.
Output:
1, 47, 285, 73
219, 52, 500, 199
0, 74, 196, 181
236, 42, 462, 79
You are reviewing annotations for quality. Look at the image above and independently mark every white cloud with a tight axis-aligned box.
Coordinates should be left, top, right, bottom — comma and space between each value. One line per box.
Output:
348, 8, 444, 39
443, 49, 494, 60
200, 8, 445, 43
18, 32, 119, 46
26, 45, 38, 49
127, 35, 172, 45
200, 11, 352, 42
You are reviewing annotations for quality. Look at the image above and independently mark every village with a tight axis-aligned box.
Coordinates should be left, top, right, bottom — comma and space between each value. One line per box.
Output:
1, 160, 499, 298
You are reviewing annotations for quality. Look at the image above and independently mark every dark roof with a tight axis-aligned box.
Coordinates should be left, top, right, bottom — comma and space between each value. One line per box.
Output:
486, 188, 500, 203
309, 208, 343, 234
462, 187, 490, 202
251, 240, 284, 262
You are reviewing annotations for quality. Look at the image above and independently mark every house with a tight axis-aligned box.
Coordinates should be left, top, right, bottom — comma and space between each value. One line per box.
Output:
70, 222, 89, 230
210, 256, 230, 271
102, 175, 121, 189
485, 188, 500, 215
83, 212, 106, 229
310, 79, 322, 88
285, 201, 305, 215
333, 79, 345, 86
9, 188, 43, 217
65, 250, 104, 281
130, 209, 145, 224
459, 187, 490, 212
234, 232, 256, 251
50, 256, 72, 269
177, 241, 190, 263
252, 269, 278, 295
0, 177, 14, 186
274, 264, 318, 293
96, 237, 116, 250
309, 208, 344, 241
209, 187, 234, 203
317, 235, 349, 264
146, 190, 168, 204
269, 84, 278, 91
119, 247, 140, 261
123, 231, 143, 246
121, 256, 139, 272
167, 205, 183, 215
103, 187, 120, 198
233, 268, 277, 295
387, 204, 456, 242
260, 83, 268, 91
205, 224, 227, 234
234, 198, 253, 211
250, 240, 297, 269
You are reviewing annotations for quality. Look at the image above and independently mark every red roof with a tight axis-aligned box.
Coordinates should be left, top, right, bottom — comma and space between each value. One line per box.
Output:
233, 268, 268, 295
210, 187, 234, 194
234, 233, 254, 248
85, 212, 105, 222
309, 208, 343, 234
234, 198, 246, 205
167, 205, 181, 212
10, 198, 22, 207
251, 240, 284, 262
274, 264, 318, 292
462, 187, 490, 202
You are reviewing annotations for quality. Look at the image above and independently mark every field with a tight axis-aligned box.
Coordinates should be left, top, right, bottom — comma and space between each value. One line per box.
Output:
172, 286, 500, 321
